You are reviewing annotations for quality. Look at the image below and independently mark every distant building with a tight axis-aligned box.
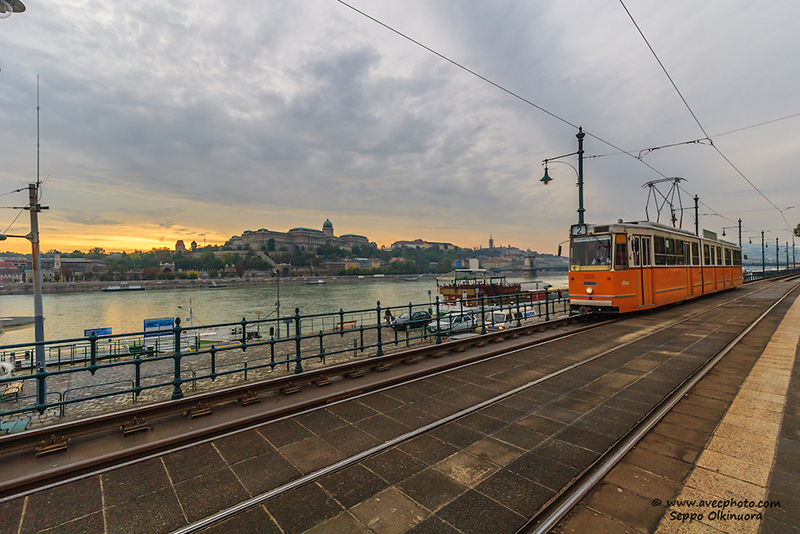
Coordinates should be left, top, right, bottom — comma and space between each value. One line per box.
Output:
390, 239, 457, 251
40, 257, 106, 275
175, 240, 187, 252
190, 240, 198, 253
489, 235, 494, 249
0, 261, 24, 283
227, 219, 370, 252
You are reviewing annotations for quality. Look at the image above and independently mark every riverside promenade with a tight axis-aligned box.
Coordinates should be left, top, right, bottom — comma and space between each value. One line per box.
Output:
554, 282, 800, 534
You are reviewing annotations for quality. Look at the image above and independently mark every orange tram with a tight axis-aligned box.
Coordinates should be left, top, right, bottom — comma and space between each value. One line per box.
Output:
568, 221, 743, 314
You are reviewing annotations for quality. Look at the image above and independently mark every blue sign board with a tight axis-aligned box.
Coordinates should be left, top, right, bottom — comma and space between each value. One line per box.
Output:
84, 327, 112, 337
143, 317, 175, 339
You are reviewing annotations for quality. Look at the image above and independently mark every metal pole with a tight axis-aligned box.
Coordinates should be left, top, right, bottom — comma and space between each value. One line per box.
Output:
275, 270, 280, 340
576, 127, 585, 225
738, 218, 742, 248
694, 195, 699, 236
786, 242, 789, 272
776, 237, 779, 272
29, 184, 46, 407
761, 231, 765, 275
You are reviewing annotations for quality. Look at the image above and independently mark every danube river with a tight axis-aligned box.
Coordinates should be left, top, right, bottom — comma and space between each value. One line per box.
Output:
0, 273, 568, 346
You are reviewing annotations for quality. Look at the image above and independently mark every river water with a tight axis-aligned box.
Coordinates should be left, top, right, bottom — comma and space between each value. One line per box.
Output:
0, 273, 568, 346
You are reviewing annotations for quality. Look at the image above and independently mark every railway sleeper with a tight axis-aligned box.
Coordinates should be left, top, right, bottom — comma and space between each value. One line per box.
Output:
238, 391, 261, 406
346, 368, 363, 378
373, 362, 389, 372
36, 435, 68, 457
121, 416, 149, 436
186, 402, 212, 418
281, 382, 301, 395
314, 375, 332, 387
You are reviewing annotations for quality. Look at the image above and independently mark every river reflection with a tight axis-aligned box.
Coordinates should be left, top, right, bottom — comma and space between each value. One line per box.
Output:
0, 274, 568, 345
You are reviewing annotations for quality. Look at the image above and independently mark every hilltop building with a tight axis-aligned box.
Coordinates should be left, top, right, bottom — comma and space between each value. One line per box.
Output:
390, 239, 457, 251
227, 219, 370, 252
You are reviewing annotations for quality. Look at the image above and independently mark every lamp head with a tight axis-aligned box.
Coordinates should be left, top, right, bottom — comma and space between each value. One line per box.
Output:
540, 166, 552, 186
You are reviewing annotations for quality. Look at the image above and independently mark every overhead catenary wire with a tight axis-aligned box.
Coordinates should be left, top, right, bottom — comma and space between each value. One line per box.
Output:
619, 0, 792, 233
337, 0, 787, 233
334, 0, 669, 180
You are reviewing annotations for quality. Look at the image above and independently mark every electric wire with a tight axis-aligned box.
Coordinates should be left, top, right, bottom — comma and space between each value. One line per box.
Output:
337, 1, 786, 233
334, 0, 669, 180
619, 0, 792, 233
3, 209, 25, 234
713, 112, 800, 138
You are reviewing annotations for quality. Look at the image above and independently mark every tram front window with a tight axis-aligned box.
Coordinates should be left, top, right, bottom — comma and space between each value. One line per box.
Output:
571, 236, 612, 271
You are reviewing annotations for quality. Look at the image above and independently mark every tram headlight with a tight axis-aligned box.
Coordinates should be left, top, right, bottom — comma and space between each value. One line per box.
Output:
585, 287, 594, 295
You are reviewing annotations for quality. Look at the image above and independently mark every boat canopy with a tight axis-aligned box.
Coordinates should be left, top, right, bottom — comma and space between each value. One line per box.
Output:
436, 269, 510, 287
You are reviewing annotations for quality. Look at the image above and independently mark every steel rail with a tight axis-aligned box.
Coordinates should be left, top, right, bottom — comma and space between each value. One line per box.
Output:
0, 314, 585, 456
520, 280, 800, 534
0, 315, 614, 499
170, 283, 777, 534
0, 280, 778, 503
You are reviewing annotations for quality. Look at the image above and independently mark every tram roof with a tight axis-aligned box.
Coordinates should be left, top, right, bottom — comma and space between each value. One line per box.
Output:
584, 221, 739, 247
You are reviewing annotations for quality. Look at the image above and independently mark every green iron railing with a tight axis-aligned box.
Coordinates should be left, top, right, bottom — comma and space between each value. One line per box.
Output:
0, 290, 569, 421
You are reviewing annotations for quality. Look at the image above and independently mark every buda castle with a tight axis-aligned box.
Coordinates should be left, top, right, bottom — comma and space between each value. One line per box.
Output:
226, 219, 370, 251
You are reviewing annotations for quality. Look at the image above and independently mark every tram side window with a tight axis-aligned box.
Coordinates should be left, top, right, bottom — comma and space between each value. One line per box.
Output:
665, 238, 676, 265
732, 250, 742, 266
675, 240, 685, 266
716, 247, 722, 265
614, 235, 628, 270
654, 236, 666, 265
683, 241, 691, 265
725, 249, 732, 266
704, 244, 711, 265
691, 242, 700, 265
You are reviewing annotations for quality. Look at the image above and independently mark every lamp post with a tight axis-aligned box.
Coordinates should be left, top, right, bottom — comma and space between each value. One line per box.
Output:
0, 0, 26, 19
761, 231, 765, 275
720, 219, 743, 248
0, 182, 47, 407
541, 127, 586, 225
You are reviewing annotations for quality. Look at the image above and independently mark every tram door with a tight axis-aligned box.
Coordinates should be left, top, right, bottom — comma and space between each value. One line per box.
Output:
632, 236, 654, 307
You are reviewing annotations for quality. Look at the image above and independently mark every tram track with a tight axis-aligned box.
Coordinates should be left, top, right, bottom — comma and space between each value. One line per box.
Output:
0, 314, 614, 501
0, 277, 792, 533
165, 279, 796, 534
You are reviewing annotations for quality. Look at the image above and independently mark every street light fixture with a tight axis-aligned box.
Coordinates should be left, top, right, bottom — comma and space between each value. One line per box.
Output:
541, 127, 586, 225
0, 0, 25, 19
721, 218, 742, 248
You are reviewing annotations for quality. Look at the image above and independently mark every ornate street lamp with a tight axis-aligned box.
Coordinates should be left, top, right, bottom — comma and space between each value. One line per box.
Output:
541, 127, 586, 225
0, 0, 26, 19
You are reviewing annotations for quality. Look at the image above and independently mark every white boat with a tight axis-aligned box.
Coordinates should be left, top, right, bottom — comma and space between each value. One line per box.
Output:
0, 316, 36, 336
306, 279, 326, 285
102, 283, 145, 292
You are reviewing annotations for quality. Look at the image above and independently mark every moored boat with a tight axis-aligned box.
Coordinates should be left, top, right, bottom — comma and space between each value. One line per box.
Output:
101, 283, 145, 292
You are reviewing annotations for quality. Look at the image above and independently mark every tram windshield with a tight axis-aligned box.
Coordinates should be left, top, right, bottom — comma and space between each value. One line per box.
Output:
571, 235, 612, 271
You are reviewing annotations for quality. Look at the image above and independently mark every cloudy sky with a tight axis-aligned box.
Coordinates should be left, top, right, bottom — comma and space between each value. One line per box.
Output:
1, 0, 798, 256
